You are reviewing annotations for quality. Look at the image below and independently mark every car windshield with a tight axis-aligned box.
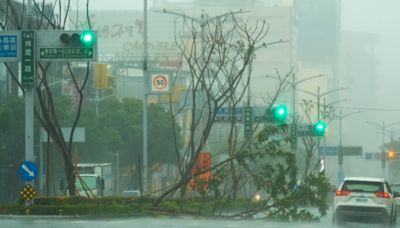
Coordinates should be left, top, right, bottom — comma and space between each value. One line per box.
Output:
342, 180, 383, 193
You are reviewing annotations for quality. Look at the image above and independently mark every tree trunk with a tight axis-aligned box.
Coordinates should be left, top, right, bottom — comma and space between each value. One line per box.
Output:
64, 156, 76, 196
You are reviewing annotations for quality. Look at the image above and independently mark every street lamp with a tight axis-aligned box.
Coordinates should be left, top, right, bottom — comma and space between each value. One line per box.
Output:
296, 86, 346, 121
296, 86, 346, 163
266, 73, 327, 149
366, 120, 400, 178
95, 93, 115, 116
143, 0, 149, 194
109, 151, 120, 195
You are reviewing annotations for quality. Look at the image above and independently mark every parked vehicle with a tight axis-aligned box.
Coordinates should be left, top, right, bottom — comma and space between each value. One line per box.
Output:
333, 176, 397, 226
75, 163, 113, 197
390, 183, 400, 213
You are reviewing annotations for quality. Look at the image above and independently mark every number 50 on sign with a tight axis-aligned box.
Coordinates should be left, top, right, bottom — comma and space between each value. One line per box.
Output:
151, 73, 170, 93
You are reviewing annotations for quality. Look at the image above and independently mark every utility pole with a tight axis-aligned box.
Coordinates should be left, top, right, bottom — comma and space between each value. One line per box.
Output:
366, 120, 400, 178
244, 40, 287, 139
297, 86, 346, 160
267, 73, 327, 150
337, 110, 361, 185
143, 0, 149, 194
110, 151, 120, 195
24, 0, 35, 166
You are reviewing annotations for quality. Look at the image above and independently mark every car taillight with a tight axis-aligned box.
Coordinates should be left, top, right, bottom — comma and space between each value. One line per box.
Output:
374, 191, 391, 198
336, 189, 351, 196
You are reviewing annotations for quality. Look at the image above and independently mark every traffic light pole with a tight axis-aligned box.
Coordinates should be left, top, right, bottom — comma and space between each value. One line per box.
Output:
142, 0, 149, 195
366, 120, 400, 178
337, 109, 361, 185
266, 73, 327, 150
297, 86, 345, 163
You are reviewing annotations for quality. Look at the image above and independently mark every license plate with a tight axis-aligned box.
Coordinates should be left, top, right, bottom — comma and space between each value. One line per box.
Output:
356, 198, 368, 203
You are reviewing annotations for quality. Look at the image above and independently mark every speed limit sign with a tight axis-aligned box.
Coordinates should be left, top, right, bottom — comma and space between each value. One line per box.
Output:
151, 73, 170, 93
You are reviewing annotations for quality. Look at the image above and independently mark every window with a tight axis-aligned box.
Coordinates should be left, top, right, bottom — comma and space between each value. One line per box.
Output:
342, 181, 383, 193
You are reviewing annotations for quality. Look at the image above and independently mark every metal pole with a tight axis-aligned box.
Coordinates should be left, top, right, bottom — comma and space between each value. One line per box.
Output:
316, 86, 321, 162
291, 74, 297, 150
116, 150, 120, 195
339, 110, 343, 153
142, 0, 149, 194
95, 89, 99, 116
24, 6, 34, 160
382, 121, 386, 178
337, 110, 344, 185
317, 86, 320, 121
46, 131, 50, 195
24, 0, 35, 206
323, 97, 327, 146
391, 127, 394, 142
382, 121, 385, 146
39, 130, 43, 193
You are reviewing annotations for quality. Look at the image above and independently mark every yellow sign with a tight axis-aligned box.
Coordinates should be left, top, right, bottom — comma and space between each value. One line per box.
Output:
94, 63, 108, 89
20, 183, 37, 201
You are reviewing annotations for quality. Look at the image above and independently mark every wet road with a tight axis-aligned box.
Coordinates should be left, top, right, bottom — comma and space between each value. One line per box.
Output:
0, 214, 395, 228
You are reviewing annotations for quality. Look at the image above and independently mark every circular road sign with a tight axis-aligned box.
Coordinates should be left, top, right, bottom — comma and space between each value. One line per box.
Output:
151, 74, 169, 92
18, 161, 39, 182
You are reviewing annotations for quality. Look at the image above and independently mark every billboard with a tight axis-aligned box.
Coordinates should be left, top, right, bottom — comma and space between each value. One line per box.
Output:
69, 10, 179, 57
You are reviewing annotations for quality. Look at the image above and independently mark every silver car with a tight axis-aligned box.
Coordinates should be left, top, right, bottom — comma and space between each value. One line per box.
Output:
333, 177, 397, 226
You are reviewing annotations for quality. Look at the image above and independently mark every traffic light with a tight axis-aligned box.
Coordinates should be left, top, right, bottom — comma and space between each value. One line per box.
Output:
313, 120, 326, 136
387, 149, 396, 159
271, 103, 288, 123
59, 30, 96, 47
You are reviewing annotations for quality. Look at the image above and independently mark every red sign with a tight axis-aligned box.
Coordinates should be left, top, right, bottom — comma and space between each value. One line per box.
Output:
189, 152, 211, 191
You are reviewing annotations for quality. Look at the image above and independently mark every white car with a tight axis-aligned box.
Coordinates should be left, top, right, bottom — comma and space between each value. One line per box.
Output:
333, 177, 397, 226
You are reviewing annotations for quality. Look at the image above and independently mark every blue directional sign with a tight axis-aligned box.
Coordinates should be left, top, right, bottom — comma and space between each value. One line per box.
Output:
0, 31, 21, 62
18, 161, 39, 182
0, 35, 17, 57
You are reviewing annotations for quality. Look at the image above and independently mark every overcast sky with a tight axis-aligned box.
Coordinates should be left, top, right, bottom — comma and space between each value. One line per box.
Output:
342, 0, 400, 142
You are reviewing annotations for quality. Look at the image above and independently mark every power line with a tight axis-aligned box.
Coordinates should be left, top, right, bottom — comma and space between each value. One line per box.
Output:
333, 106, 400, 112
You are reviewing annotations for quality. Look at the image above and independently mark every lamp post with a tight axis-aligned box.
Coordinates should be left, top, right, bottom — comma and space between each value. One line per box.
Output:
266, 74, 327, 149
297, 86, 346, 162
109, 151, 120, 195
366, 120, 400, 178
337, 109, 361, 185
38, 79, 64, 195
297, 86, 346, 121
321, 98, 347, 146
143, 0, 149, 194
95, 94, 115, 116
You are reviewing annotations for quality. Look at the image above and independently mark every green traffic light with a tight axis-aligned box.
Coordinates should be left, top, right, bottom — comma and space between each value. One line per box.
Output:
313, 121, 326, 136
271, 104, 288, 122
80, 31, 95, 46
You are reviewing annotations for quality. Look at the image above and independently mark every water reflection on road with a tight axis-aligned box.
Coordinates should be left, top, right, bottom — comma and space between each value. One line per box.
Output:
0, 215, 395, 228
